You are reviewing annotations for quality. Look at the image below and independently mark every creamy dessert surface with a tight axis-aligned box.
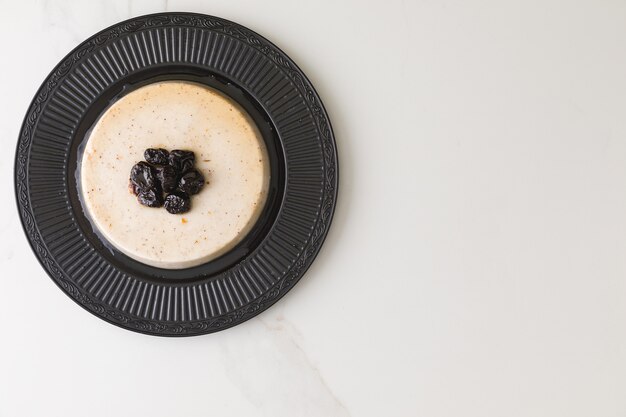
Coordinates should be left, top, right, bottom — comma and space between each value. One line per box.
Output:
80, 81, 270, 269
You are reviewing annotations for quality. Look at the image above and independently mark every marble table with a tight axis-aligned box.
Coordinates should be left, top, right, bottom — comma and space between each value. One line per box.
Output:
2, 1, 626, 416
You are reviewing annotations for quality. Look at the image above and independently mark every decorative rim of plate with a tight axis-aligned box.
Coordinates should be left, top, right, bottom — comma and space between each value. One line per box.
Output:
14, 12, 338, 336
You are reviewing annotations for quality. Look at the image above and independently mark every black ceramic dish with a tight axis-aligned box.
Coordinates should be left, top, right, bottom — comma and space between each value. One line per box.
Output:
14, 13, 338, 336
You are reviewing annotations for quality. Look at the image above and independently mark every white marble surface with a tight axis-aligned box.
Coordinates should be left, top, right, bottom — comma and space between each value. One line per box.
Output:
2, 1, 626, 416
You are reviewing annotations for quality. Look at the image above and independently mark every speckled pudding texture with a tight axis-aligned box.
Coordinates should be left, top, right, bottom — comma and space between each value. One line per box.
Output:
80, 81, 270, 269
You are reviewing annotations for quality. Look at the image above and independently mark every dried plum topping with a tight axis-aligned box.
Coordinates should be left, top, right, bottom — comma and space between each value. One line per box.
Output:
155, 165, 178, 193
137, 189, 163, 208
169, 150, 195, 173
178, 169, 205, 195
144, 148, 169, 165
130, 161, 157, 194
164, 192, 191, 214
129, 148, 206, 214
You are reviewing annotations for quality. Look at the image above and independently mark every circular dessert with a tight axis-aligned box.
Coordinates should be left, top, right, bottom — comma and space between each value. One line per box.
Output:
80, 81, 270, 269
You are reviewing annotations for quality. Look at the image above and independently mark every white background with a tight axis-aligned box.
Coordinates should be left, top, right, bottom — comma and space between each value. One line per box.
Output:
1, 0, 626, 416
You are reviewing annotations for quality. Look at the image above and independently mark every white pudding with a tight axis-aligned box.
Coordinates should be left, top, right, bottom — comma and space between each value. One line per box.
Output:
80, 81, 270, 269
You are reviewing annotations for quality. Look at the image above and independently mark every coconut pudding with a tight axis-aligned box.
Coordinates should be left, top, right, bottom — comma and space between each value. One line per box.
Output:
80, 81, 270, 269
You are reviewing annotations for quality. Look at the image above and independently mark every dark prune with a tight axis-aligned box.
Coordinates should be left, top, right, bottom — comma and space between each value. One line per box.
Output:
155, 165, 178, 193
137, 189, 163, 208
178, 169, 205, 195
168, 150, 195, 173
144, 148, 169, 165
164, 192, 191, 214
130, 161, 157, 194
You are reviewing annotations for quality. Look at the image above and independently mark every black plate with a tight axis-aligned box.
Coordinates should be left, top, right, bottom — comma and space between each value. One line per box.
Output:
14, 12, 338, 336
